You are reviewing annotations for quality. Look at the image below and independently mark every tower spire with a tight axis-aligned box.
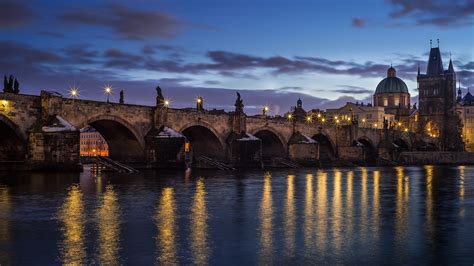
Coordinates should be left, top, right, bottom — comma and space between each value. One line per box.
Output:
430, 39, 432, 48
437, 38, 439, 47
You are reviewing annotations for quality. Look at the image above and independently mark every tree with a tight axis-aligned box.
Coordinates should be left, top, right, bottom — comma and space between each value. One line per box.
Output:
13, 78, 19, 94
7, 75, 14, 92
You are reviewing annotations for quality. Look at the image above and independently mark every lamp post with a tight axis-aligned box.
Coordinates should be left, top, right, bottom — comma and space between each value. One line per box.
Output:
104, 85, 112, 103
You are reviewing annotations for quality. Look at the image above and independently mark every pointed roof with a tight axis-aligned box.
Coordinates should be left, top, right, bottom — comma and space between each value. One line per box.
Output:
426, 47, 444, 76
447, 58, 455, 73
462, 90, 474, 106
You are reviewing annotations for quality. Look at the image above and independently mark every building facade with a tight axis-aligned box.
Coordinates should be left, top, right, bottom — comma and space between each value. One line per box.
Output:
80, 126, 109, 156
326, 102, 394, 129
417, 45, 463, 151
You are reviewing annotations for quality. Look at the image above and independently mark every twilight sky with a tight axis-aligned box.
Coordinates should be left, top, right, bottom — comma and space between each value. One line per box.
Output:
1, 0, 473, 114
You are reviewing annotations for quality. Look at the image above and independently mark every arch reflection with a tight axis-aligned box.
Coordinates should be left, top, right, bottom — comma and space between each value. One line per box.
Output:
259, 173, 273, 265
190, 178, 210, 265
284, 175, 295, 256
58, 185, 86, 265
155, 187, 178, 265
96, 184, 120, 265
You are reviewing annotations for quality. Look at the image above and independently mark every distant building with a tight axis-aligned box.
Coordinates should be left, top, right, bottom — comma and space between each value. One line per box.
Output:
80, 126, 109, 156
458, 89, 474, 151
373, 65, 416, 129
326, 102, 394, 129
417, 45, 463, 150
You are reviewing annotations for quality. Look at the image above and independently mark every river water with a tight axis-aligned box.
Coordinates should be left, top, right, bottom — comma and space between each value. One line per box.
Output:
0, 166, 472, 265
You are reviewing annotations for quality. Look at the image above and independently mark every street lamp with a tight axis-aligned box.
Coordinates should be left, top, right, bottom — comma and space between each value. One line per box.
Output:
263, 105, 269, 116
104, 85, 112, 102
1, 100, 7, 108
306, 115, 312, 123
164, 99, 170, 107
69, 87, 79, 100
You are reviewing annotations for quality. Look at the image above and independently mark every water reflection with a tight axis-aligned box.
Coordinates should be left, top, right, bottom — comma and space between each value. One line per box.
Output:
284, 175, 295, 257
190, 178, 210, 265
155, 187, 178, 265
95, 184, 121, 265
332, 170, 342, 251
372, 171, 380, 239
346, 171, 354, 237
259, 173, 273, 264
304, 174, 314, 249
459, 166, 465, 217
360, 168, 368, 241
316, 171, 327, 253
425, 166, 434, 237
395, 167, 409, 245
58, 185, 87, 265
0, 186, 10, 264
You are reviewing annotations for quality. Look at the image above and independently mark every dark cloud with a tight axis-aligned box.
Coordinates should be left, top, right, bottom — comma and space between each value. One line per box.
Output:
278, 86, 304, 92
351, 17, 366, 27
0, 40, 61, 65
388, 0, 474, 27
62, 44, 99, 64
60, 4, 184, 40
0, 0, 33, 28
103, 48, 143, 69
38, 31, 66, 38
334, 85, 373, 94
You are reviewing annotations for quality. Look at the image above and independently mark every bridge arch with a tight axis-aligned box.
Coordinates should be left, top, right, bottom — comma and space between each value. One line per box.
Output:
251, 127, 287, 159
354, 137, 377, 163
179, 122, 226, 159
0, 114, 27, 161
312, 132, 336, 160
82, 115, 145, 162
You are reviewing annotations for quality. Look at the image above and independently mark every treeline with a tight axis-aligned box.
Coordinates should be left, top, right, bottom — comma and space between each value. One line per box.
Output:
3, 75, 20, 93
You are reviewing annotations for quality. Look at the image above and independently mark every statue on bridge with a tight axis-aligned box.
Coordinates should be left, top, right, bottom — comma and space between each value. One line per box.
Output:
235, 92, 244, 114
119, 90, 124, 104
156, 85, 165, 107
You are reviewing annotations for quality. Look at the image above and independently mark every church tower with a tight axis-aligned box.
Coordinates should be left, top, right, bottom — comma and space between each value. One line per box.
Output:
417, 40, 462, 150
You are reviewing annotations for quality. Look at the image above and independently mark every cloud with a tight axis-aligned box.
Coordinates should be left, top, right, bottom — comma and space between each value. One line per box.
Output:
62, 44, 99, 64
351, 17, 366, 27
388, 0, 474, 27
334, 85, 373, 94
60, 4, 184, 40
0, 1, 33, 28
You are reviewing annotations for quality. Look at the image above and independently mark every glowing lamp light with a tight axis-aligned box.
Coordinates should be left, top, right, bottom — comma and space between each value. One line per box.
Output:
397, 122, 402, 126
362, 118, 366, 123
317, 113, 321, 118
374, 123, 378, 128
404, 128, 408, 132
164, 99, 170, 107
105, 86, 112, 94
288, 113, 293, 119
1, 100, 7, 107
264, 106, 269, 112
306, 116, 312, 122
335, 116, 338, 120
197, 98, 202, 103
321, 118, 326, 122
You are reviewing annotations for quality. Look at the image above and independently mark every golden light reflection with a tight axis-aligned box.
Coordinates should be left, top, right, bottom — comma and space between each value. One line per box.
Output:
190, 178, 210, 266
316, 171, 327, 252
332, 170, 342, 251
459, 166, 465, 200
304, 174, 314, 249
259, 173, 273, 265
360, 167, 368, 241
284, 175, 295, 256
459, 166, 465, 217
155, 187, 178, 265
0, 186, 11, 264
58, 185, 86, 265
345, 171, 354, 236
96, 185, 120, 265
425, 165, 433, 235
395, 167, 409, 244
372, 171, 380, 239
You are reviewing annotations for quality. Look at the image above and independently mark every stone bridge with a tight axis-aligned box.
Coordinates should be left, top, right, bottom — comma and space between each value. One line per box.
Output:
0, 91, 414, 168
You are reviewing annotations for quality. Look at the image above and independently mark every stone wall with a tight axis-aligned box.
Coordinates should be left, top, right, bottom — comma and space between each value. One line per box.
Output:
399, 151, 474, 165
28, 131, 80, 169
288, 143, 319, 165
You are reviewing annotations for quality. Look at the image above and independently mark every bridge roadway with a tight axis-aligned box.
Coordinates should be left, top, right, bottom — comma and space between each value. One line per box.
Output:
0, 91, 413, 168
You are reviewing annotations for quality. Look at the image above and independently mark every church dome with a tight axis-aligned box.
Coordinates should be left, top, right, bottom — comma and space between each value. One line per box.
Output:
374, 66, 409, 94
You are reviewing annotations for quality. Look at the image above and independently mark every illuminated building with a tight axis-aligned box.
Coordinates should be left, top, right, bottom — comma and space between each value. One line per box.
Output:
80, 126, 108, 156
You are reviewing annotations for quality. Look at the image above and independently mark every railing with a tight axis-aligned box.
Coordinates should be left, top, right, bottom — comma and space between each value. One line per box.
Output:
196, 155, 235, 170
94, 156, 139, 173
